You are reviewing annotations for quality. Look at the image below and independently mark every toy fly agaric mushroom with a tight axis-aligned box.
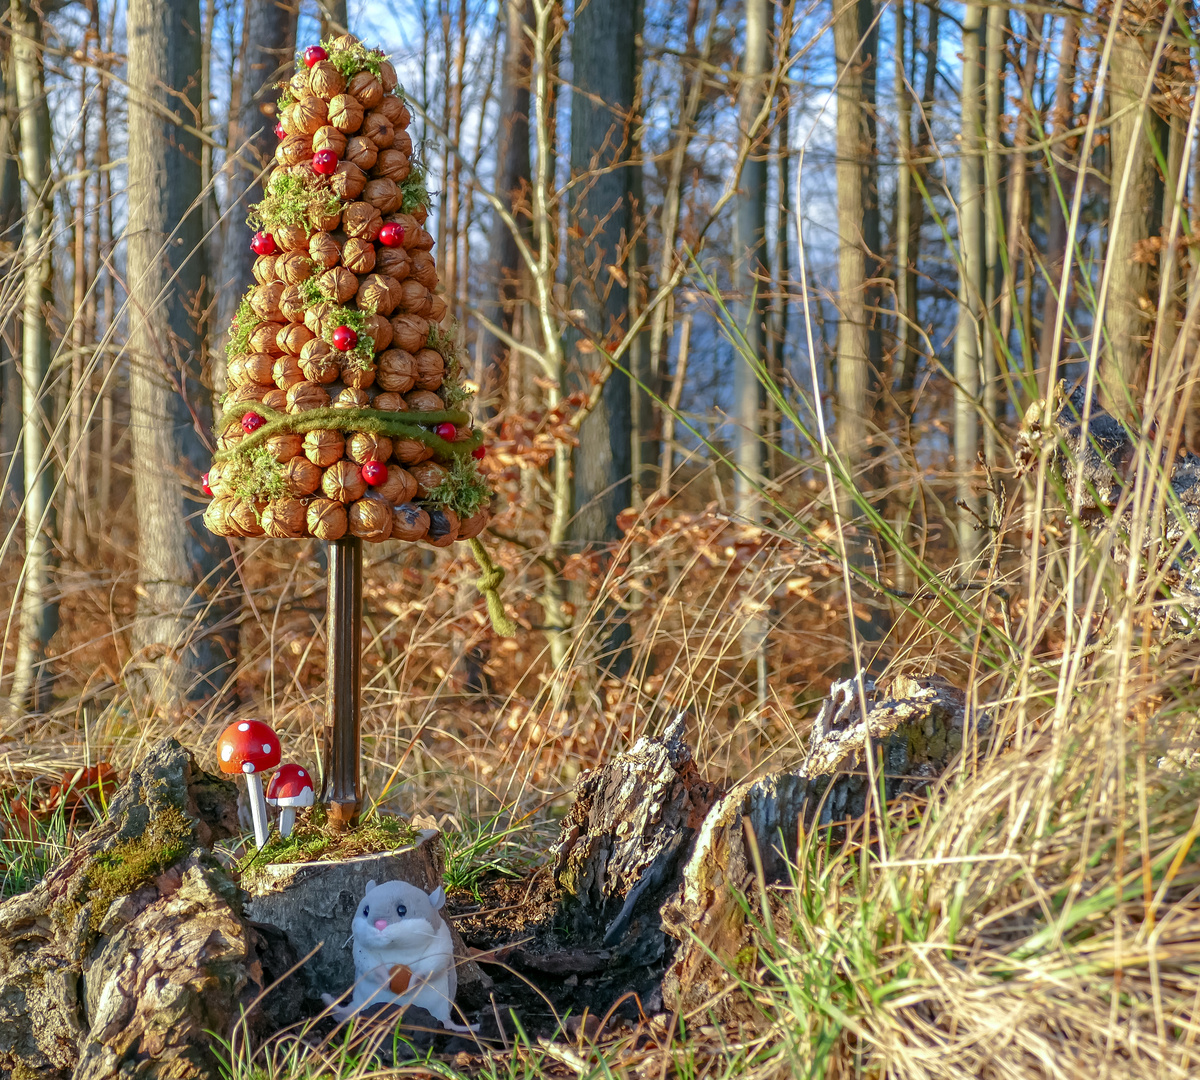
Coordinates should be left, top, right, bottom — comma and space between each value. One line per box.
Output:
267, 764, 315, 837
218, 719, 281, 849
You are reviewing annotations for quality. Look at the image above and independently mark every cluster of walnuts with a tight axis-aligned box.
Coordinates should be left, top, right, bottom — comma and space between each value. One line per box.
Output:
204, 35, 488, 548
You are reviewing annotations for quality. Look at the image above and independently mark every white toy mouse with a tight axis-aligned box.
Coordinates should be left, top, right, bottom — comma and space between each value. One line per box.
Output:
321, 878, 475, 1032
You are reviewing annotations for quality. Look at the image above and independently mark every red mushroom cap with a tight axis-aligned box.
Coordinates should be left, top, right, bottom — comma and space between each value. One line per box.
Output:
217, 719, 281, 775
267, 763, 316, 807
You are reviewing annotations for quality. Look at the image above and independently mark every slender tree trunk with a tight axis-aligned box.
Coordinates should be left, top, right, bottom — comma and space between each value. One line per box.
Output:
893, 0, 912, 413
98, 5, 116, 527
834, 0, 882, 514
9, 0, 58, 710
733, 0, 769, 521
126, 0, 235, 707
658, 314, 691, 492
318, 0, 348, 38
1104, 7, 1162, 411
768, 72, 791, 484
212, 0, 296, 399
568, 0, 639, 543
954, 1, 984, 565
443, 0, 466, 320
0, 41, 23, 503
981, 0, 1004, 468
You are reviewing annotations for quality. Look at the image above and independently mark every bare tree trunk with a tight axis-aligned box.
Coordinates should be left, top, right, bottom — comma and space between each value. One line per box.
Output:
954, 1, 984, 565
658, 314, 690, 492
212, 0, 296, 399
893, 0, 912, 414
1104, 7, 1162, 411
9, 0, 58, 711
568, 0, 639, 544
733, 0, 769, 522
768, 67, 791, 484
0, 41, 23, 504
981, 0, 1004, 468
126, 0, 235, 707
317, 0, 348, 38
98, 5, 116, 528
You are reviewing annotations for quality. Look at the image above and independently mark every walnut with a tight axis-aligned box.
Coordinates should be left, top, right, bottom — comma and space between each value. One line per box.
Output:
356, 273, 396, 316
276, 322, 314, 356
342, 201, 382, 240
363, 314, 393, 352
203, 496, 239, 536
304, 429, 345, 467
362, 177, 401, 214
229, 381, 269, 405
376, 349, 417, 393
424, 507, 460, 547
318, 265, 359, 303
348, 496, 392, 541
262, 497, 307, 538
409, 461, 448, 497
262, 388, 288, 410
404, 389, 443, 412
372, 392, 405, 412
392, 213, 421, 249
372, 148, 410, 183
304, 301, 334, 336
274, 223, 310, 252
282, 455, 322, 496
275, 133, 313, 165
347, 71, 384, 108
312, 125, 348, 156
360, 112, 394, 149
252, 254, 277, 284
375, 247, 411, 280
378, 62, 399, 93
385, 276, 406, 313
298, 346, 340, 384
309, 231, 341, 269
264, 432, 302, 464
413, 348, 445, 391
289, 70, 311, 96
341, 236, 376, 274
374, 95, 405, 126
414, 226, 435, 251
376, 464, 418, 504
341, 360, 375, 390
457, 508, 489, 540
293, 94, 329, 134
398, 279, 432, 316
331, 161, 368, 200
391, 437, 430, 464
276, 251, 314, 285
273, 355, 305, 390
395, 129, 414, 157
410, 251, 438, 290
345, 135, 378, 171
322, 459, 368, 503
390, 502, 430, 542
348, 431, 392, 464
242, 353, 276, 384
249, 322, 286, 356
328, 93, 365, 133
307, 497, 348, 540
428, 295, 447, 323
278, 284, 308, 322
315, 206, 342, 232
250, 281, 284, 320
231, 499, 266, 537
287, 380, 332, 413
333, 386, 372, 409
308, 60, 346, 99
225, 357, 250, 388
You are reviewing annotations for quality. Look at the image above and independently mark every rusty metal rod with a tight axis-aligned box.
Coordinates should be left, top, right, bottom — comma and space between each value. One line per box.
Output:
321, 535, 362, 829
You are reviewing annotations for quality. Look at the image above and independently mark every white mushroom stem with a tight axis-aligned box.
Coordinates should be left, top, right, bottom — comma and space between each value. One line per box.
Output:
247, 774, 270, 848
278, 806, 297, 838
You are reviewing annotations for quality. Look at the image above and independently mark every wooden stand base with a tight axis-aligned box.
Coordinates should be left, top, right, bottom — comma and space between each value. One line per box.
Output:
321, 536, 362, 828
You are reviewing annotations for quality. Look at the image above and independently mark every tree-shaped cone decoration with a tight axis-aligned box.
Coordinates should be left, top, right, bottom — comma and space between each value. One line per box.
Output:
203, 34, 512, 828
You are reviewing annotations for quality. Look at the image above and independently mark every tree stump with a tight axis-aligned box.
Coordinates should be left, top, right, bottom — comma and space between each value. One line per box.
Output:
242, 833, 491, 1007
660, 674, 979, 1023
0, 739, 303, 1080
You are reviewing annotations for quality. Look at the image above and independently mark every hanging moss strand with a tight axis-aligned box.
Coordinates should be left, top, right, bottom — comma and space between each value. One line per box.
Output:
468, 538, 517, 637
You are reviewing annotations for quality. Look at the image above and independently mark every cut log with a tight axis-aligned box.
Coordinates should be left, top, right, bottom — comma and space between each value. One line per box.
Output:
242, 832, 491, 1007
660, 674, 978, 1022
0, 738, 303, 1080
550, 713, 723, 967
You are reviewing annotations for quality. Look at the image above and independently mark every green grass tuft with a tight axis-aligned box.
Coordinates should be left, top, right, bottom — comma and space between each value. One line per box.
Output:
425, 453, 493, 519
250, 171, 344, 235
227, 444, 287, 505
400, 162, 431, 214
320, 38, 387, 79
225, 293, 263, 360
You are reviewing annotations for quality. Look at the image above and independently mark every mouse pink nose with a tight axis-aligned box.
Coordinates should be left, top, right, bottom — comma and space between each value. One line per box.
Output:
374, 918, 388, 931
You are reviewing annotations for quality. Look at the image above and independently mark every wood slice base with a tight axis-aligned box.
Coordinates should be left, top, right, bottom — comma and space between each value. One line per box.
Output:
241, 830, 490, 1005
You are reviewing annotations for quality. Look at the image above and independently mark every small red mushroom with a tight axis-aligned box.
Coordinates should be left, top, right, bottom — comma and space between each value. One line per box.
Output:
217, 719, 281, 849
266, 763, 315, 838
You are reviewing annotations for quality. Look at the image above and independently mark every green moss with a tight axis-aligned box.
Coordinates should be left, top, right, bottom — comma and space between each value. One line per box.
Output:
237, 808, 419, 880
250, 171, 345, 234
425, 453, 493, 519
70, 805, 195, 933
226, 293, 263, 360
321, 38, 387, 79
400, 162, 431, 214
298, 278, 375, 369
227, 444, 287, 504
426, 321, 473, 408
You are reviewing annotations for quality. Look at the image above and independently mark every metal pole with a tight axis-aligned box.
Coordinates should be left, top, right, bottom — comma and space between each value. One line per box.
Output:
321, 535, 361, 829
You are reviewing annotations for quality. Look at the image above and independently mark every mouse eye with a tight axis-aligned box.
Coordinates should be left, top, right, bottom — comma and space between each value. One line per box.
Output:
362, 906, 369, 918
396, 904, 407, 917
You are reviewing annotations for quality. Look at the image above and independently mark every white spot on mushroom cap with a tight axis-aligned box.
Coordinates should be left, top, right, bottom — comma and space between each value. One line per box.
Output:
221, 744, 233, 762
238, 722, 250, 731
263, 743, 271, 753
242, 762, 255, 773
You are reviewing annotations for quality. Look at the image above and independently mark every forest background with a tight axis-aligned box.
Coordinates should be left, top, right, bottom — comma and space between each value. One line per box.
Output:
2, 0, 1200, 1074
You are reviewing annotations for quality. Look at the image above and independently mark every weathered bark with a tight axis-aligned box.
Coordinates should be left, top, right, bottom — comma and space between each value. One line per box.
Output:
0, 739, 302, 1080
9, 0, 59, 711
568, 0, 639, 543
212, 0, 297, 397
126, 0, 236, 707
661, 675, 977, 1022
0, 42, 23, 502
733, 0, 769, 520
316, 0, 347, 37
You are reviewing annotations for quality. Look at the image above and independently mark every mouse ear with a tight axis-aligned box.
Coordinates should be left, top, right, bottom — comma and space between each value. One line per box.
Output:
366, 879, 377, 893
428, 884, 446, 910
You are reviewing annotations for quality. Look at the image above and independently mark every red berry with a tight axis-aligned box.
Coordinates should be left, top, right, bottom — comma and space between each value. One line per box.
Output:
331, 325, 358, 351
378, 222, 405, 247
435, 422, 457, 440
471, 446, 486, 460
303, 45, 328, 67
361, 460, 387, 486
313, 149, 338, 175
201, 472, 213, 496
241, 412, 265, 434
251, 231, 277, 256
274, 121, 285, 139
